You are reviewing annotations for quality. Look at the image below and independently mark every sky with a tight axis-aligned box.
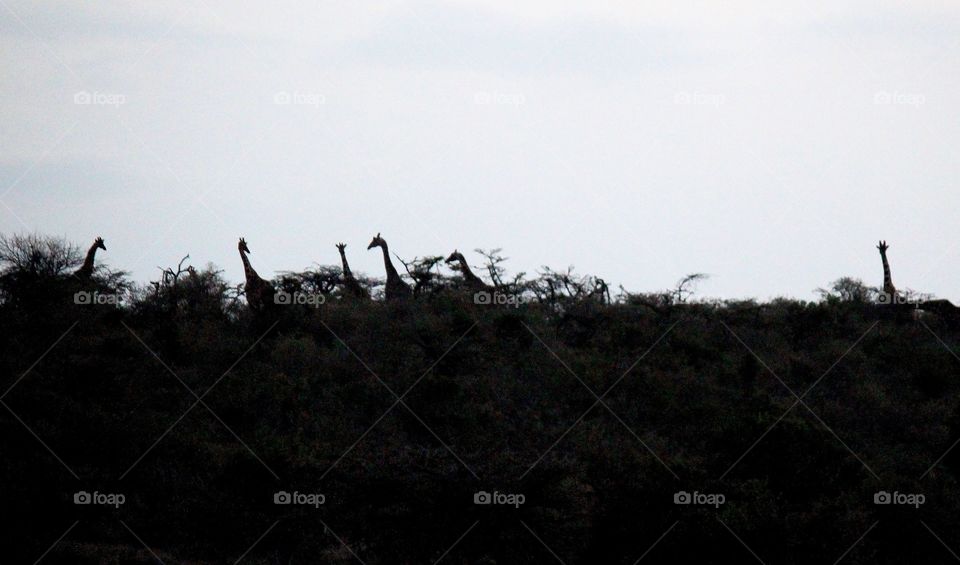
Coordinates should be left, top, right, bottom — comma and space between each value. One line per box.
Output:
1, 0, 958, 300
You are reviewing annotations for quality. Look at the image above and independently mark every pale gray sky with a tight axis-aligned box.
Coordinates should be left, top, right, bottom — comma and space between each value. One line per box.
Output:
1, 1, 958, 299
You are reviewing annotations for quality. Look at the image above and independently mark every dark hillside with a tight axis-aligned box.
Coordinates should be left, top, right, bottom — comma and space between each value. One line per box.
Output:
2, 238, 959, 564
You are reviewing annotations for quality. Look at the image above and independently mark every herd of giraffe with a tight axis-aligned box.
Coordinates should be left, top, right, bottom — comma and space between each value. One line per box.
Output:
238, 233, 492, 309
70, 235, 952, 312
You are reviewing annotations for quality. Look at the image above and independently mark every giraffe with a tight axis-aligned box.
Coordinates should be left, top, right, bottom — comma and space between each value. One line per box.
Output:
875, 240, 959, 318
238, 237, 274, 310
74, 237, 106, 280
445, 249, 490, 290
336, 243, 370, 299
367, 233, 412, 300
877, 240, 897, 303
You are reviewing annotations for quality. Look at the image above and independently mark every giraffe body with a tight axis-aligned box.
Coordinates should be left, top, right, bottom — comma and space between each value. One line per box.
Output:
445, 250, 490, 290
238, 237, 274, 310
74, 237, 106, 280
876, 240, 897, 303
336, 243, 370, 299
367, 233, 412, 300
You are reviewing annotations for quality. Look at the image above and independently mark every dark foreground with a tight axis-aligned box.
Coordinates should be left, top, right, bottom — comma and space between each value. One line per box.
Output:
3, 292, 960, 564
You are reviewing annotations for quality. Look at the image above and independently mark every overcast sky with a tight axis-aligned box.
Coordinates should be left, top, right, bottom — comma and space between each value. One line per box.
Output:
1, 1, 958, 300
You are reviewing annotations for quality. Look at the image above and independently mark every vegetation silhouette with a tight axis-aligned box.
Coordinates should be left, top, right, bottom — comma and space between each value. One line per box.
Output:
1, 233, 960, 564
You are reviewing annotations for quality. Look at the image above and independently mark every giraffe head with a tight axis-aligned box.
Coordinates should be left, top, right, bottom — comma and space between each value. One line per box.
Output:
94, 236, 106, 251
445, 249, 465, 264
877, 240, 890, 254
336, 242, 347, 253
367, 233, 385, 250
239, 237, 251, 254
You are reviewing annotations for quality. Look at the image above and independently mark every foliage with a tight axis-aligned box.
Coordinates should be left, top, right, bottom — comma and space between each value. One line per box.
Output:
2, 234, 960, 564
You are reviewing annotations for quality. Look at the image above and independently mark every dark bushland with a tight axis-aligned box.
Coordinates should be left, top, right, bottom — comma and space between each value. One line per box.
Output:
2, 235, 959, 564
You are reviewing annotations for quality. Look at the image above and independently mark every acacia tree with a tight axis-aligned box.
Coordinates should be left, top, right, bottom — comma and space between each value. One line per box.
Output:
0, 233, 80, 276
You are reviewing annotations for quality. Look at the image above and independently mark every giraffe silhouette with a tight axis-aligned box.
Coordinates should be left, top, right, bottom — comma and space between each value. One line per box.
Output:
74, 237, 106, 280
238, 237, 274, 310
877, 240, 897, 303
367, 233, 412, 300
877, 240, 959, 318
445, 249, 490, 291
336, 243, 370, 299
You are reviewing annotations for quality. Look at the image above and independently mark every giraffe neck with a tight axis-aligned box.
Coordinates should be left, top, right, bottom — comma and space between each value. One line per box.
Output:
339, 250, 353, 278
457, 256, 483, 284
379, 243, 402, 282
240, 249, 259, 282
880, 251, 896, 294
77, 243, 99, 277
